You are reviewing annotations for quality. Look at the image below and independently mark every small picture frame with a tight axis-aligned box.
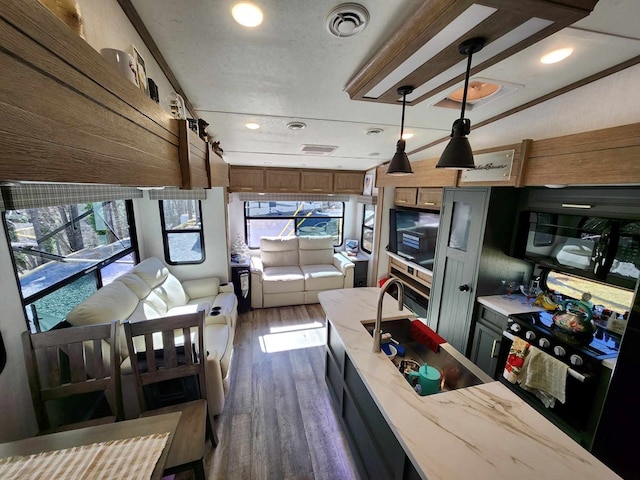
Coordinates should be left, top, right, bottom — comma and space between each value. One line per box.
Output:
131, 45, 149, 96
363, 173, 374, 195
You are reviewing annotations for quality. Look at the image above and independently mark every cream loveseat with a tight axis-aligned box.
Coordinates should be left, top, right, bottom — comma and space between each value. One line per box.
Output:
66, 257, 237, 418
250, 236, 354, 308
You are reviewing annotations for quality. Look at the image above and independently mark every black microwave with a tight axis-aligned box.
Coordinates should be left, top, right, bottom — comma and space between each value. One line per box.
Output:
513, 212, 640, 290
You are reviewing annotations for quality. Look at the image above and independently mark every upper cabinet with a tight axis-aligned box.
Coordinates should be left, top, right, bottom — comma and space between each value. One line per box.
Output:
265, 169, 301, 192
0, 0, 220, 189
228, 167, 364, 194
394, 188, 417, 206
416, 188, 443, 210
229, 167, 265, 192
522, 124, 640, 186
333, 171, 364, 193
301, 170, 334, 193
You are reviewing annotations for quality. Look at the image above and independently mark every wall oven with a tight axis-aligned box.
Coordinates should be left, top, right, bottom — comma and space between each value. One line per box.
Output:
497, 311, 619, 447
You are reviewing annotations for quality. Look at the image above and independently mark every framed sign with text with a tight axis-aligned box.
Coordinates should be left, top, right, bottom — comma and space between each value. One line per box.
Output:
460, 149, 515, 183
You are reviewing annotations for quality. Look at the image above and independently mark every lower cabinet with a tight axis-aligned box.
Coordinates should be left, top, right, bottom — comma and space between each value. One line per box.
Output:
469, 305, 508, 379
325, 322, 422, 480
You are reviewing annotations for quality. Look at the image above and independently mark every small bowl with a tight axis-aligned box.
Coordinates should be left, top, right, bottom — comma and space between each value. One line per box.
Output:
385, 344, 398, 361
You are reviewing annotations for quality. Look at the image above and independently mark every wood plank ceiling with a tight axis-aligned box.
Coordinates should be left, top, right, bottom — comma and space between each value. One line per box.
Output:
345, 0, 599, 106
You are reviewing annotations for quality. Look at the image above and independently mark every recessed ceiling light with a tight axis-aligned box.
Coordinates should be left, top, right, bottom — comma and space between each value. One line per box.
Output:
366, 128, 384, 135
540, 47, 573, 64
245, 122, 260, 130
286, 121, 307, 130
232, 2, 263, 27
401, 133, 414, 140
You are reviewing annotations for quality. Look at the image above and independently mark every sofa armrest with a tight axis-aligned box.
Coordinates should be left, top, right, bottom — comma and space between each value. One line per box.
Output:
182, 277, 221, 299
333, 253, 355, 275
250, 256, 264, 308
219, 283, 234, 294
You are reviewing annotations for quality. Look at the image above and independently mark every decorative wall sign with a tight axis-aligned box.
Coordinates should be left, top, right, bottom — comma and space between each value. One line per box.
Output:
460, 149, 515, 183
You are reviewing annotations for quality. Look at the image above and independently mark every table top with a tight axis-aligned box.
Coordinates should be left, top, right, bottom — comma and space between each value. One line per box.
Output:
0, 413, 181, 480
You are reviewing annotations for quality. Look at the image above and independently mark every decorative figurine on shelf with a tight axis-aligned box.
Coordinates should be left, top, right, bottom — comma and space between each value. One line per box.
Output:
38, 0, 86, 39
211, 141, 224, 158
230, 234, 249, 263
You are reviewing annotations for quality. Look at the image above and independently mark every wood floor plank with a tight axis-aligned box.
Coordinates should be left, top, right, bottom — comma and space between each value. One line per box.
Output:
206, 304, 360, 480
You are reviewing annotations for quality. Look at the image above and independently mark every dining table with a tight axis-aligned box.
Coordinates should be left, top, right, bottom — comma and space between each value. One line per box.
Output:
0, 412, 181, 480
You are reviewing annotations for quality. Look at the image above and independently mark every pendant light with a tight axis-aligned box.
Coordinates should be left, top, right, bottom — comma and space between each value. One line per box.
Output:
387, 85, 414, 175
436, 37, 485, 169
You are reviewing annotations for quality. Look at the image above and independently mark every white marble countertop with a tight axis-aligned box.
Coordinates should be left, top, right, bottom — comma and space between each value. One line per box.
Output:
477, 294, 545, 317
319, 288, 620, 480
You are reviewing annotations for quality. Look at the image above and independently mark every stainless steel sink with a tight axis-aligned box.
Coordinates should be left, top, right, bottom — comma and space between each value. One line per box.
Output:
364, 318, 492, 393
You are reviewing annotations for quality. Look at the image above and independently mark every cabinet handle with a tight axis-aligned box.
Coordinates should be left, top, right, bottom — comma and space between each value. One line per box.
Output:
312, 188, 322, 191
398, 200, 407, 203
458, 284, 470, 292
240, 187, 252, 190
490, 339, 499, 358
562, 203, 592, 209
422, 202, 436, 206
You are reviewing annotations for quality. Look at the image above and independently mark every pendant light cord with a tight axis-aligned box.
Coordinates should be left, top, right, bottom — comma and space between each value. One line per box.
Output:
399, 90, 407, 139
460, 49, 474, 121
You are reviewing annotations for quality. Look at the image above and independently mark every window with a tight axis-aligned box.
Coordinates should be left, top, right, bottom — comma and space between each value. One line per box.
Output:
160, 200, 205, 264
244, 201, 344, 248
361, 204, 375, 254
544, 270, 633, 314
4, 200, 137, 332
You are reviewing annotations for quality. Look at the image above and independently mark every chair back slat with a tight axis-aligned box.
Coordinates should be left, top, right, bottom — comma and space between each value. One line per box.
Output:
162, 330, 178, 369
182, 327, 194, 365
45, 345, 61, 388
143, 333, 157, 372
124, 309, 207, 414
21, 321, 121, 432
91, 339, 105, 380
67, 341, 86, 383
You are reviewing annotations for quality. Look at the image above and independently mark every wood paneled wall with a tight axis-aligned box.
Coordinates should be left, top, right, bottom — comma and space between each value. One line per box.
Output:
0, 0, 217, 189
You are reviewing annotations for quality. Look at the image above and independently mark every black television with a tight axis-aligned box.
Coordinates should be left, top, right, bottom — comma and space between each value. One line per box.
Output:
389, 207, 439, 270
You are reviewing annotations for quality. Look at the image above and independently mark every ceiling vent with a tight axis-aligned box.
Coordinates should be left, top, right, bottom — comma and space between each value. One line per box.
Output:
299, 144, 338, 156
433, 77, 522, 111
326, 3, 369, 38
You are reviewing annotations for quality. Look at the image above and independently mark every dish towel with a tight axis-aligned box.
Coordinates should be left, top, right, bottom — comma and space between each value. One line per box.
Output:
502, 337, 530, 384
522, 346, 569, 408
410, 320, 446, 353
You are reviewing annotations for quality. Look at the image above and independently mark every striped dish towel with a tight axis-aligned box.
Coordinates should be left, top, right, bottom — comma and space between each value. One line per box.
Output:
503, 337, 530, 384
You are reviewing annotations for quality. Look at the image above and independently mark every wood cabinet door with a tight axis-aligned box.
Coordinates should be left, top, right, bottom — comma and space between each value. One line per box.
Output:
394, 188, 417, 206
229, 167, 264, 191
416, 188, 442, 209
301, 170, 333, 193
264, 169, 301, 192
333, 172, 364, 193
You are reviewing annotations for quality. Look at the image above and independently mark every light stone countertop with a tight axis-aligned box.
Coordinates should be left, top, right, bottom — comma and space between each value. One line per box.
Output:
477, 293, 545, 317
318, 288, 620, 480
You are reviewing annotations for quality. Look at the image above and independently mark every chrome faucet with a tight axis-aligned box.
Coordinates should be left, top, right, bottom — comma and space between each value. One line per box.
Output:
373, 278, 405, 353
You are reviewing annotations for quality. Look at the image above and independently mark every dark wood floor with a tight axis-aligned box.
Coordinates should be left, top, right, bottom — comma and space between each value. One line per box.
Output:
202, 304, 360, 480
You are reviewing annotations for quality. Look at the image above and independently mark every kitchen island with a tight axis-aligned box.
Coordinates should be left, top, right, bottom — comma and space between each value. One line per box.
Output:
319, 288, 619, 480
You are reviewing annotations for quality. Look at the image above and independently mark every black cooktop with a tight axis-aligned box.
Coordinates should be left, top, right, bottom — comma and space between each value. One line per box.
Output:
509, 311, 620, 360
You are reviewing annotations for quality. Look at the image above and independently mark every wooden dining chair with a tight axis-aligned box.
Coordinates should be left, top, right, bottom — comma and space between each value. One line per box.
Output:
124, 310, 215, 480
21, 320, 122, 434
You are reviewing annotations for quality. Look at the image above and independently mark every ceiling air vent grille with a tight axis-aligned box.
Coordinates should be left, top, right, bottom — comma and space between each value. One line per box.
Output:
326, 3, 369, 38
299, 145, 338, 156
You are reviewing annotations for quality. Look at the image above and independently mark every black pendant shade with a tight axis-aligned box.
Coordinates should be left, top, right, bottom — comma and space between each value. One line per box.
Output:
387, 85, 414, 175
436, 37, 485, 170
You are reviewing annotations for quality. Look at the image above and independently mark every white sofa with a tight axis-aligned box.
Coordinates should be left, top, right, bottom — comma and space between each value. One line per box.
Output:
66, 257, 237, 418
250, 236, 354, 308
